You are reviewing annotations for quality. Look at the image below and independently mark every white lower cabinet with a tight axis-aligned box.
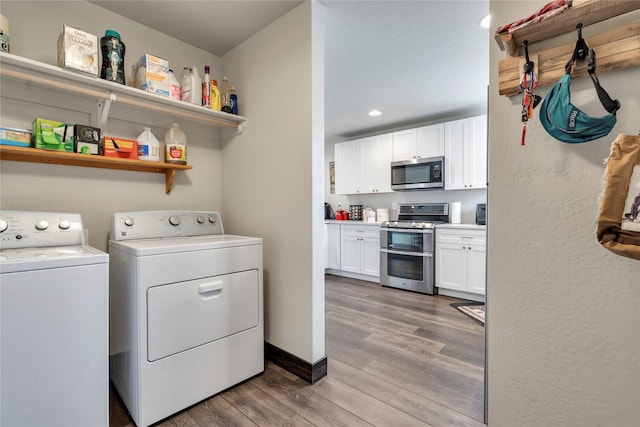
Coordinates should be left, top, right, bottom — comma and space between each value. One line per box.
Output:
436, 227, 486, 295
341, 225, 380, 276
326, 223, 341, 270
325, 223, 380, 281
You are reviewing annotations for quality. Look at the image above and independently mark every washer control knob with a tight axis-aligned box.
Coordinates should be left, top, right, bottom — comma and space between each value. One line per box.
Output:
208, 215, 217, 224
124, 217, 134, 227
196, 216, 205, 224
0, 219, 7, 233
58, 219, 71, 230
169, 215, 181, 226
35, 220, 49, 231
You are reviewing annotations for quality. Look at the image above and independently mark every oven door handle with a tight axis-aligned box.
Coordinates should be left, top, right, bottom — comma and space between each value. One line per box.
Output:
380, 248, 433, 257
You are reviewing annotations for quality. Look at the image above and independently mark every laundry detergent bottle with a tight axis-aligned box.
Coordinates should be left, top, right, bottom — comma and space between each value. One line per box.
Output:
165, 123, 187, 165
137, 127, 160, 162
180, 66, 201, 105
210, 79, 221, 111
100, 30, 125, 84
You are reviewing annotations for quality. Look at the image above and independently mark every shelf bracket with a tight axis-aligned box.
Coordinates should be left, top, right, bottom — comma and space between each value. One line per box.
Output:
236, 121, 247, 135
96, 93, 117, 131
165, 168, 176, 194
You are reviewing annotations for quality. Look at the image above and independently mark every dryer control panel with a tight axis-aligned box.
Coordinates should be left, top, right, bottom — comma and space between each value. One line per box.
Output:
111, 211, 224, 241
0, 211, 85, 249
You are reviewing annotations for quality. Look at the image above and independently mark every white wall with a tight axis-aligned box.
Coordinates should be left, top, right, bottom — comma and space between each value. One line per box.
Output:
487, 2, 640, 425
221, 2, 325, 363
0, 1, 224, 251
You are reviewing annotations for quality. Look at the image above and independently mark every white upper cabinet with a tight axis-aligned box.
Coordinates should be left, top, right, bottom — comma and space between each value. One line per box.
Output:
360, 134, 393, 193
335, 134, 393, 195
468, 115, 488, 189
334, 139, 360, 195
417, 123, 445, 158
392, 123, 444, 161
444, 114, 487, 190
392, 129, 418, 161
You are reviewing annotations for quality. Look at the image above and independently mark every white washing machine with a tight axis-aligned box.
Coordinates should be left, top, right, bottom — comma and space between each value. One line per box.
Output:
0, 211, 109, 427
108, 210, 263, 427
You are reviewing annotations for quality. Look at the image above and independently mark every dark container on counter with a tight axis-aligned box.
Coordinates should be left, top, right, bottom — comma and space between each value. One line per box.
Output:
100, 30, 125, 84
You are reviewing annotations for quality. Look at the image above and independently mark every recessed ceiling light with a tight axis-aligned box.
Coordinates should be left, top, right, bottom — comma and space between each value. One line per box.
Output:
480, 14, 491, 29
368, 110, 382, 117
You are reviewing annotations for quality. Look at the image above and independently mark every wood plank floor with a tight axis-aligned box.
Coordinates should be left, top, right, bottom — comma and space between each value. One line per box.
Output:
110, 274, 485, 427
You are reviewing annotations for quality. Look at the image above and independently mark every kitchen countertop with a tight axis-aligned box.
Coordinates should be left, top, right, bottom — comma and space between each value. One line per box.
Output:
436, 223, 486, 230
325, 220, 382, 226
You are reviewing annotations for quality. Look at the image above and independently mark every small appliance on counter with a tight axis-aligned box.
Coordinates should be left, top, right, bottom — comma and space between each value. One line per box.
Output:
476, 203, 486, 225
324, 202, 334, 220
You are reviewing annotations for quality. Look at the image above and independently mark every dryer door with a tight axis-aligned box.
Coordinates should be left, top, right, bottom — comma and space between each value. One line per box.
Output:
147, 269, 260, 361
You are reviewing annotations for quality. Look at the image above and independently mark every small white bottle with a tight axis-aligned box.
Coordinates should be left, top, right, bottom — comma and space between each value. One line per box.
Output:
180, 66, 201, 105
137, 127, 160, 162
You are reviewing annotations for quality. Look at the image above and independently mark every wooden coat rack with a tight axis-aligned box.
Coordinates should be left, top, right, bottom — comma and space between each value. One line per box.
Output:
496, 0, 640, 97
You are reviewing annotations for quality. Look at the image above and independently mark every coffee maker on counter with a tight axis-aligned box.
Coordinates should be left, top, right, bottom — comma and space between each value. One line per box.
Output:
324, 203, 334, 220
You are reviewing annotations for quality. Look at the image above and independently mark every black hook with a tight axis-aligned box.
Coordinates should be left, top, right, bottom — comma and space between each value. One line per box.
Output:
522, 40, 534, 74
575, 23, 588, 61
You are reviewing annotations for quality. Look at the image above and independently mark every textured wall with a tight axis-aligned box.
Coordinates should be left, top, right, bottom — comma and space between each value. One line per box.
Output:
487, 2, 640, 425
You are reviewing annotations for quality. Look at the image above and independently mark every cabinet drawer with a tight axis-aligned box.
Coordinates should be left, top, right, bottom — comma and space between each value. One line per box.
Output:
341, 225, 380, 239
436, 228, 485, 245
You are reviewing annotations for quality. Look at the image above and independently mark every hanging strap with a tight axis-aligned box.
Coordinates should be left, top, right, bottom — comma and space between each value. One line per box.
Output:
587, 49, 621, 115
564, 23, 589, 73
564, 24, 620, 115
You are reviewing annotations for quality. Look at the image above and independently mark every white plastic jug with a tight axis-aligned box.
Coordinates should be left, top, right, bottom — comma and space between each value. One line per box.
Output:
165, 123, 187, 165
180, 67, 201, 105
137, 127, 160, 162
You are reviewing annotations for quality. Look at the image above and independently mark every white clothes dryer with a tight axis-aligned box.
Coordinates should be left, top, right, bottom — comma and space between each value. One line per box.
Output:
108, 211, 263, 427
0, 211, 109, 427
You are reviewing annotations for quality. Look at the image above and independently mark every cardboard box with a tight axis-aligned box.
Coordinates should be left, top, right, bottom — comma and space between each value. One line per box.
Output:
132, 54, 170, 97
32, 118, 74, 152
0, 127, 32, 147
57, 25, 98, 76
101, 136, 138, 160
74, 124, 101, 155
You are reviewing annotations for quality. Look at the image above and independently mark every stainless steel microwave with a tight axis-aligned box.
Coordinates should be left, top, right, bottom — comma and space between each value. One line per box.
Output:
390, 156, 444, 191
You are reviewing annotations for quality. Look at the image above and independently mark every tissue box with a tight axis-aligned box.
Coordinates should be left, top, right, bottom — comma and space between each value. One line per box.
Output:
57, 25, 98, 76
101, 136, 138, 160
132, 54, 169, 97
74, 124, 101, 154
0, 127, 32, 147
32, 118, 74, 152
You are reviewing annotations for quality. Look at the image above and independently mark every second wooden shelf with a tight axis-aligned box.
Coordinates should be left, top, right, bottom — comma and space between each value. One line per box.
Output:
0, 145, 192, 194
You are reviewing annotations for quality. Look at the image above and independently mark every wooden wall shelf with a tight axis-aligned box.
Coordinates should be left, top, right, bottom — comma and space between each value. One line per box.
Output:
498, 20, 640, 97
495, 0, 640, 56
0, 146, 191, 194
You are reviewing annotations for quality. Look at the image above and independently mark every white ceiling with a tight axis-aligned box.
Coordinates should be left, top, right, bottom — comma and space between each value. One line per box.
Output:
90, 0, 490, 143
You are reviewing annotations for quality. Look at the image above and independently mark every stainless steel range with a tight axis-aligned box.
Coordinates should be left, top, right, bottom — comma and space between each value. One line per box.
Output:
380, 203, 449, 294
